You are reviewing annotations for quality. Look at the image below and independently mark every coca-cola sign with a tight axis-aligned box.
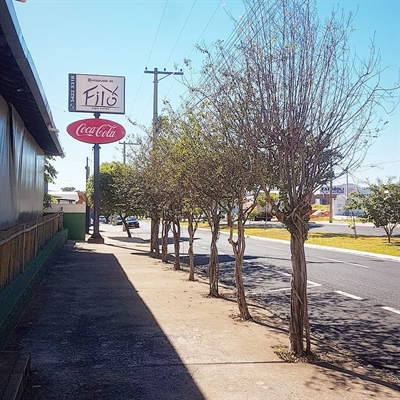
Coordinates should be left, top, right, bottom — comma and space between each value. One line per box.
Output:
66, 118, 126, 144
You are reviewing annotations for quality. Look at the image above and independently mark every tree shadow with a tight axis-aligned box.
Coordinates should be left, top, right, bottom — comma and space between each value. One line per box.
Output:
6, 243, 205, 399
189, 250, 400, 384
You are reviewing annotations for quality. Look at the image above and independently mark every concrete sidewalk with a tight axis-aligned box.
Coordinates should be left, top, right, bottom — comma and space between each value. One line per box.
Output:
2, 226, 399, 399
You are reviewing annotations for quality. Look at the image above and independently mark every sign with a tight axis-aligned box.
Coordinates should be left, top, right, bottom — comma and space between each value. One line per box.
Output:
320, 185, 345, 195
67, 118, 126, 144
68, 74, 125, 114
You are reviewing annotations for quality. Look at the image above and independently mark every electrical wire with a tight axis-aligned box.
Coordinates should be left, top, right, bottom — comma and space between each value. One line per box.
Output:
128, 0, 169, 119
164, 0, 197, 68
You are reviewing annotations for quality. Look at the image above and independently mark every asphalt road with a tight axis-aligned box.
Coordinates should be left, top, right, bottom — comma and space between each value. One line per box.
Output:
249, 219, 400, 237
132, 220, 399, 377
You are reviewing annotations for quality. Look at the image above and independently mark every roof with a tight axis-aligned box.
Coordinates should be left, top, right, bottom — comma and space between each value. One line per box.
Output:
0, 0, 64, 157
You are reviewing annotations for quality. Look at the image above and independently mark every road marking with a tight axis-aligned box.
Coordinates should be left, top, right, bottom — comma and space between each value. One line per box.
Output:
381, 306, 400, 315
335, 291, 363, 300
308, 280, 321, 287
277, 271, 291, 277
269, 280, 321, 293
318, 256, 371, 269
253, 243, 283, 250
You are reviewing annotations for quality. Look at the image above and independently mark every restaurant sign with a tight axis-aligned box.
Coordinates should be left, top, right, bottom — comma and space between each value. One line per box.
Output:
66, 118, 126, 144
68, 73, 125, 114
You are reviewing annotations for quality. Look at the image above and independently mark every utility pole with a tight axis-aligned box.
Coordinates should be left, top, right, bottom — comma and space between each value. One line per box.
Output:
144, 67, 183, 139
144, 67, 183, 254
119, 141, 138, 164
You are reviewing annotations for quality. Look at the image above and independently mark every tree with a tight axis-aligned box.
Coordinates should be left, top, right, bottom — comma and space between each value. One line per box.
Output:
86, 162, 144, 237
187, 0, 398, 355
61, 186, 76, 192
347, 178, 400, 243
43, 156, 58, 209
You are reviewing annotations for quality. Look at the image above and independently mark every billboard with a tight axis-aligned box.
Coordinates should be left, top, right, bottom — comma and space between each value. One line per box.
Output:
68, 74, 125, 114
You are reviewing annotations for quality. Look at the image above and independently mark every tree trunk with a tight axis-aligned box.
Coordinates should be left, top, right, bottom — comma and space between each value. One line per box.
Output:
150, 213, 160, 256
209, 225, 219, 297
205, 203, 220, 297
230, 211, 251, 321
187, 214, 196, 281
161, 219, 170, 263
123, 221, 132, 238
289, 221, 311, 356
172, 218, 181, 270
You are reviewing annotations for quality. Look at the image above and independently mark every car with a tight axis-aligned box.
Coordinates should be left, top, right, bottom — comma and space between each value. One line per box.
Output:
99, 215, 108, 223
116, 216, 139, 228
126, 217, 139, 228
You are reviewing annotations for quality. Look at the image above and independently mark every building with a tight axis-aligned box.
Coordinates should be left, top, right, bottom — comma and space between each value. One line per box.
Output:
0, 0, 64, 230
0, 0, 67, 346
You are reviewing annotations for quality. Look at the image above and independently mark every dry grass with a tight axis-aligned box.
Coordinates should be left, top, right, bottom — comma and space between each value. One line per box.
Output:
239, 226, 400, 257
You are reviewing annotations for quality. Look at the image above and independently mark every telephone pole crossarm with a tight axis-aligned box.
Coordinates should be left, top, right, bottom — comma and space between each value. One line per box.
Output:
144, 67, 184, 138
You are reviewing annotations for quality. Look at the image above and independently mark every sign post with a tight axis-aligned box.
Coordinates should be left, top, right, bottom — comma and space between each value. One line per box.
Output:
89, 112, 103, 243
67, 74, 126, 243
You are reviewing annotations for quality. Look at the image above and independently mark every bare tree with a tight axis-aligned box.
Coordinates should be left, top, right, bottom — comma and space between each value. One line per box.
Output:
185, 0, 397, 355
237, 0, 396, 355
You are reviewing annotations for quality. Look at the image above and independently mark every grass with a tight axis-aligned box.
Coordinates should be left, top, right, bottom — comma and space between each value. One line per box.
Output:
190, 220, 400, 257
239, 226, 400, 257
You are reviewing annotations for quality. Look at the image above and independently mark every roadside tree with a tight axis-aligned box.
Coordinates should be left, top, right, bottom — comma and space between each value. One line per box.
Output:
188, 0, 398, 355
347, 178, 400, 243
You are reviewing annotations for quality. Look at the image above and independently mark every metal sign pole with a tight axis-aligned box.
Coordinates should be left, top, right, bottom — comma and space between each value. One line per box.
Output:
88, 112, 104, 243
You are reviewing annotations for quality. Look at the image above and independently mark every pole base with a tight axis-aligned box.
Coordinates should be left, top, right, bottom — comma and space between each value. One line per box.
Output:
87, 233, 104, 244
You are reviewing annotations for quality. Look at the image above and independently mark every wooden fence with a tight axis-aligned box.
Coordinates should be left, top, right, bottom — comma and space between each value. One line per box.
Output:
0, 213, 63, 291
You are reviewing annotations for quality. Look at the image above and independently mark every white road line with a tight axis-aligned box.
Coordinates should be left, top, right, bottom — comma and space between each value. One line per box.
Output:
308, 280, 322, 287
269, 280, 321, 293
335, 291, 363, 300
381, 306, 400, 315
318, 256, 371, 269
253, 243, 283, 250
277, 271, 291, 277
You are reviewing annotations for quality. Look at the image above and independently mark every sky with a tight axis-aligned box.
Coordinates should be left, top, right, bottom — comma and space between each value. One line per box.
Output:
11, 0, 400, 191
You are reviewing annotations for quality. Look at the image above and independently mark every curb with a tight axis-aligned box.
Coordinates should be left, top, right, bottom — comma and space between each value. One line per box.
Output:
1, 352, 30, 400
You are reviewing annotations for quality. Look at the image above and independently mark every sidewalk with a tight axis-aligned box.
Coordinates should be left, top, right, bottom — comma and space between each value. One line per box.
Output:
2, 226, 399, 399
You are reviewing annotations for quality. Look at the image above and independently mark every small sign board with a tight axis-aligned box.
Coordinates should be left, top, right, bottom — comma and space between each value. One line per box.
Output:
320, 185, 345, 195
68, 74, 125, 114
66, 118, 126, 144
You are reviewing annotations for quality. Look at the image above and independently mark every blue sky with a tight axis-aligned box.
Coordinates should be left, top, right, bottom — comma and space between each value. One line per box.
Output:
12, 0, 399, 191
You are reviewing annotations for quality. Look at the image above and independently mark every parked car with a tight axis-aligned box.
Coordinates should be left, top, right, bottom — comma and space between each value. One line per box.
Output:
126, 217, 139, 228
116, 216, 139, 228
99, 215, 108, 223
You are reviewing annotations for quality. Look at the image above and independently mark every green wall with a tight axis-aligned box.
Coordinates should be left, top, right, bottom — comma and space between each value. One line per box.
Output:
63, 213, 85, 240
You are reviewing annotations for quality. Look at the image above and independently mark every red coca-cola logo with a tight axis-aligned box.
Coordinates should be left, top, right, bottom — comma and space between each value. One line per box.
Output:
66, 118, 126, 144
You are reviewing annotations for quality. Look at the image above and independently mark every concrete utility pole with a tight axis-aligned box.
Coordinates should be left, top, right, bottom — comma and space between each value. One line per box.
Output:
144, 67, 183, 254
119, 141, 137, 164
144, 67, 183, 139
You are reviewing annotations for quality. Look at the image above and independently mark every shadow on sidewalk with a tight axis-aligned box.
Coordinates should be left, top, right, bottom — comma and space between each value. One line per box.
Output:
6, 241, 205, 400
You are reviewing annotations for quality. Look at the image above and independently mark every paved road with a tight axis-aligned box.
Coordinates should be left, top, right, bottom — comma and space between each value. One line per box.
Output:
249, 219, 400, 237
128, 220, 399, 377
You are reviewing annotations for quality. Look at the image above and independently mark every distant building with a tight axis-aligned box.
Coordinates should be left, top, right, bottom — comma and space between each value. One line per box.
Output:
48, 191, 80, 204
314, 184, 369, 215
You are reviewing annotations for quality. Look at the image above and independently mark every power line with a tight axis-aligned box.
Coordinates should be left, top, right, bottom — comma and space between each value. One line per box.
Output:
146, 0, 169, 68
128, 0, 169, 119
164, 0, 197, 68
